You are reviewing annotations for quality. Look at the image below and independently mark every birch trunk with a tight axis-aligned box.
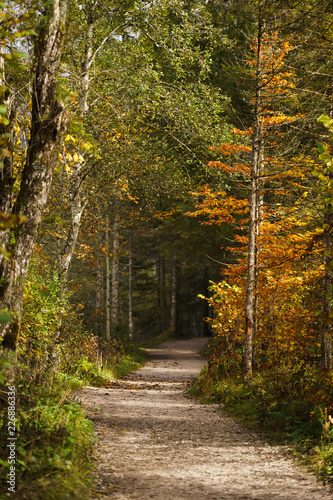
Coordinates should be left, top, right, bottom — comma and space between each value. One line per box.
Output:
0, 63, 15, 270
111, 197, 120, 331
252, 158, 264, 366
128, 232, 133, 339
58, 12, 93, 279
0, 43, 14, 219
59, 169, 86, 279
158, 253, 167, 334
170, 257, 178, 333
105, 215, 110, 340
243, 12, 264, 379
0, 0, 69, 350
322, 200, 333, 371
95, 222, 103, 336
80, 11, 94, 113
201, 265, 210, 337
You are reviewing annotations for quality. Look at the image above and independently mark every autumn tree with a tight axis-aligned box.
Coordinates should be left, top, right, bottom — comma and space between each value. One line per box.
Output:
189, 7, 316, 377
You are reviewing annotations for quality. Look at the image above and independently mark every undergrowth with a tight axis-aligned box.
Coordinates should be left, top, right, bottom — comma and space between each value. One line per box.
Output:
65, 342, 146, 387
189, 351, 333, 483
0, 252, 146, 499
0, 354, 94, 500
142, 328, 182, 348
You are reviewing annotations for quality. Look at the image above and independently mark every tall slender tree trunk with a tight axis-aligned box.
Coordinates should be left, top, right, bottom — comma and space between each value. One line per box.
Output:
128, 232, 133, 339
111, 197, 120, 331
95, 222, 103, 336
170, 257, 178, 333
201, 265, 210, 337
80, 11, 94, 113
252, 159, 264, 367
322, 197, 333, 371
243, 11, 264, 379
0, 43, 14, 220
58, 12, 93, 279
105, 215, 111, 340
158, 253, 167, 333
0, 0, 69, 350
59, 171, 86, 280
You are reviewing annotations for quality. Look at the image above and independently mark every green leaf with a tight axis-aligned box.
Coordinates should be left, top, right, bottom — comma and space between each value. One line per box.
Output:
319, 153, 330, 162
318, 114, 331, 125
0, 116, 9, 126
0, 311, 10, 323
317, 142, 327, 154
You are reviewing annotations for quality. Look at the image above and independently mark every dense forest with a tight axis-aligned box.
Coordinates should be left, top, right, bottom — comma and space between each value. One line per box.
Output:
1, 0, 333, 497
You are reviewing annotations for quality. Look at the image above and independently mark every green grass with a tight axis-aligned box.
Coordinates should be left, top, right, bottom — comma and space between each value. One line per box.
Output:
70, 342, 146, 386
141, 328, 180, 348
112, 345, 146, 378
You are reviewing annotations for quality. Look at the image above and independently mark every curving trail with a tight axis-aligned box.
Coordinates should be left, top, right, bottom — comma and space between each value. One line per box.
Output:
80, 338, 333, 500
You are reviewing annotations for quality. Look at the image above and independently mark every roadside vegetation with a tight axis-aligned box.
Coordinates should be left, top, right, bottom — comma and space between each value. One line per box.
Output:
0, 251, 145, 499
190, 339, 333, 483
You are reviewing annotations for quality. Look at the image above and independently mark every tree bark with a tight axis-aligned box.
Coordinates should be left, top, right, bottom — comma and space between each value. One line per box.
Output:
95, 221, 103, 336
0, 43, 14, 218
252, 157, 264, 367
80, 10, 94, 113
0, 44, 19, 271
322, 200, 333, 371
201, 265, 210, 337
105, 215, 110, 340
243, 10, 264, 379
58, 11, 93, 279
158, 253, 167, 334
128, 232, 133, 339
0, 0, 69, 350
170, 257, 179, 333
111, 197, 120, 331
59, 168, 86, 280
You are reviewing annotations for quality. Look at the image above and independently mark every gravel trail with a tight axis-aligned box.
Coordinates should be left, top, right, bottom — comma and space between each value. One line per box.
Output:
80, 337, 333, 499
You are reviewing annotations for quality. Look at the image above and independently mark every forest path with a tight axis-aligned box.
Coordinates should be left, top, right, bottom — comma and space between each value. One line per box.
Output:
80, 338, 333, 500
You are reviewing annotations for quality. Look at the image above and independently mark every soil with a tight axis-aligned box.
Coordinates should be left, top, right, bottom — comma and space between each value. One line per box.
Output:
79, 337, 333, 499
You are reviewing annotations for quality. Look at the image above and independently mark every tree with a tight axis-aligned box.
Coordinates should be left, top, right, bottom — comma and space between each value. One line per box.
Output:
189, 16, 313, 377
0, 0, 69, 350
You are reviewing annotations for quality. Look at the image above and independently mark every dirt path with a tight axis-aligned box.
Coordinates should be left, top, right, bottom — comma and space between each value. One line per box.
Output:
80, 338, 333, 499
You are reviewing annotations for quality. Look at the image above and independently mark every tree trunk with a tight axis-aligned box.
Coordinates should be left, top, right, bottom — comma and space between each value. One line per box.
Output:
201, 265, 210, 337
158, 253, 167, 333
0, 0, 69, 350
111, 197, 120, 331
0, 43, 14, 219
322, 201, 333, 371
59, 167, 86, 280
95, 221, 103, 336
58, 12, 93, 279
80, 10, 94, 113
105, 215, 110, 340
128, 232, 133, 339
243, 11, 264, 379
170, 257, 178, 333
252, 162, 264, 367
